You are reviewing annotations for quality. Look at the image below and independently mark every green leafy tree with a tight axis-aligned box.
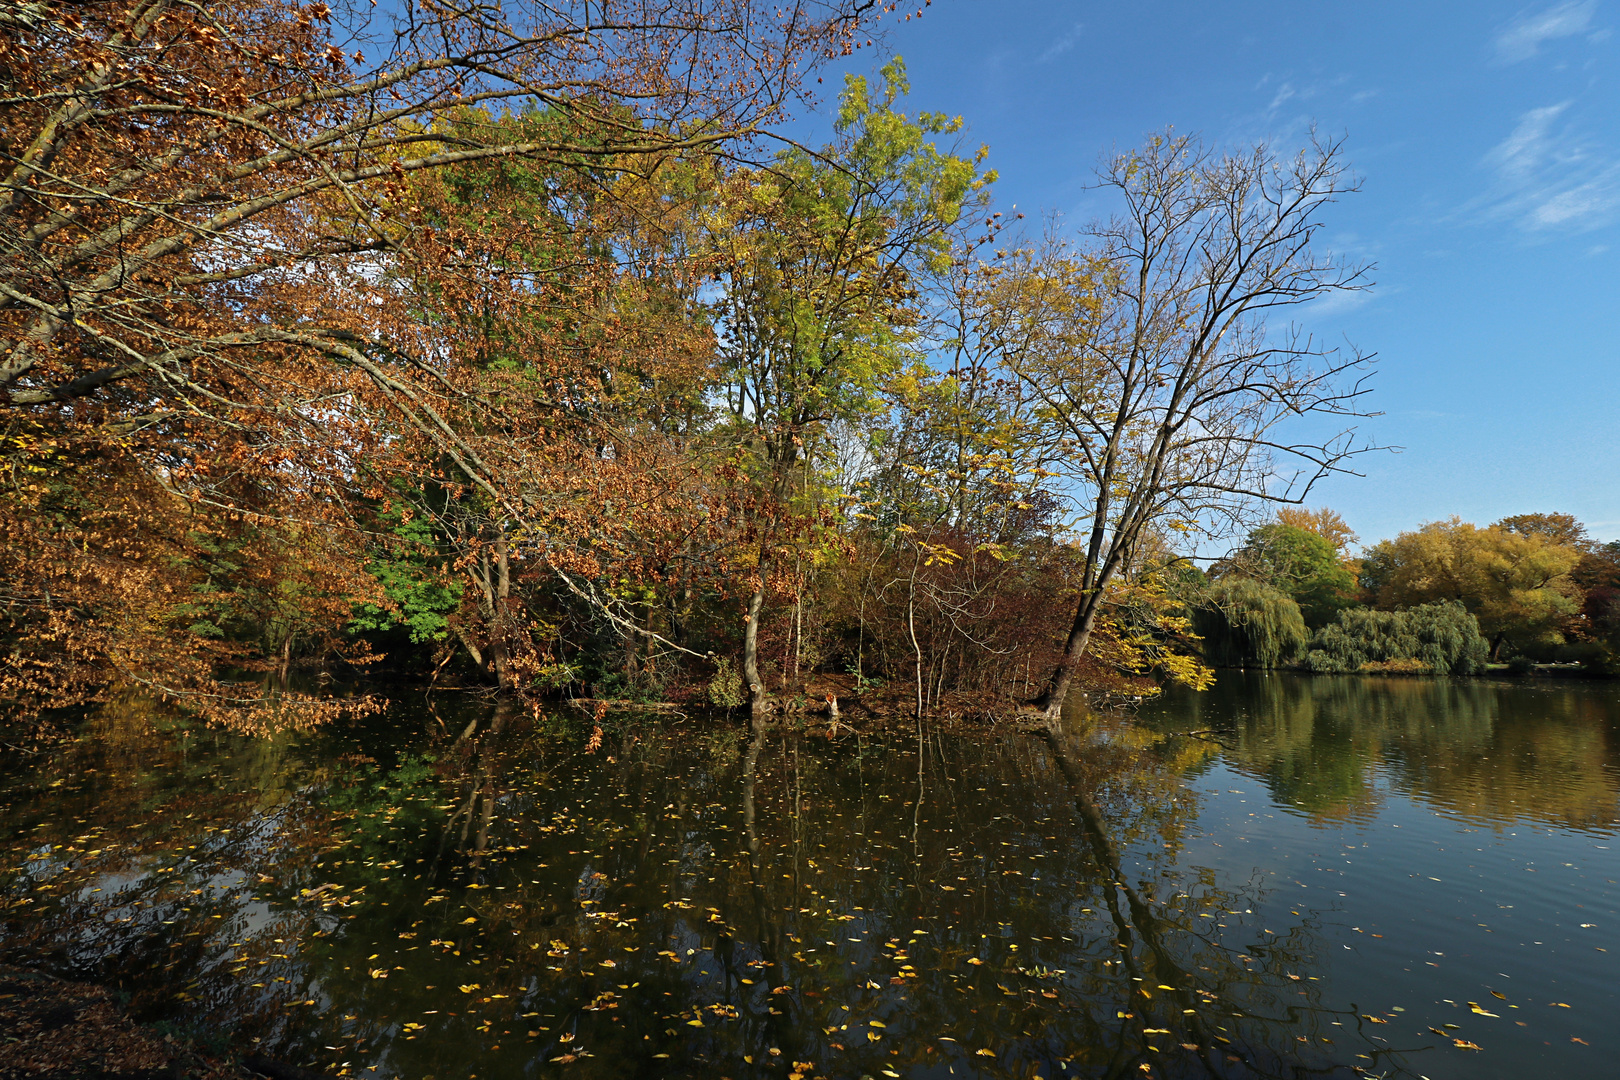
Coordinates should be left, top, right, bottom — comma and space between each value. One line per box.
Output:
705, 57, 992, 718
1235, 523, 1357, 628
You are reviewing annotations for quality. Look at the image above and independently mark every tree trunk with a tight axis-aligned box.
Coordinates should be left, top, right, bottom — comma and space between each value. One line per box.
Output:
743, 550, 770, 726
452, 625, 487, 673
489, 532, 514, 692
1033, 589, 1107, 723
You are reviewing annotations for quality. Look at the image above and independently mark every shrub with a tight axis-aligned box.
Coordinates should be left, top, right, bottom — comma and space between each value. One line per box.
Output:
1304, 600, 1488, 676
707, 657, 744, 708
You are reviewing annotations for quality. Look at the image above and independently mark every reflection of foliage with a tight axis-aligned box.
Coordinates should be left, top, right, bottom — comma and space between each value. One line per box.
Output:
0, 697, 1414, 1079
1147, 672, 1620, 829
1305, 600, 1489, 675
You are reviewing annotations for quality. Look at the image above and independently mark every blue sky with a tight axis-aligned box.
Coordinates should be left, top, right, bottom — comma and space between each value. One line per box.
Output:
794, 0, 1619, 547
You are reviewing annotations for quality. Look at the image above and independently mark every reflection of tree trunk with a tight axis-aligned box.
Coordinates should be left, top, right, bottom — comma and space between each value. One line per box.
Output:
740, 728, 784, 984
438, 702, 511, 872
1040, 723, 1232, 1076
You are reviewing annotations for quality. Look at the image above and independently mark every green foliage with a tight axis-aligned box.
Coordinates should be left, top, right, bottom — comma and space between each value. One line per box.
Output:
1304, 600, 1488, 676
349, 507, 463, 644
1192, 578, 1309, 669
1236, 523, 1357, 628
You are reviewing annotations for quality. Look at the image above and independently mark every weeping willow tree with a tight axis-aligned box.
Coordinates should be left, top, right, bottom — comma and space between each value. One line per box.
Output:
1192, 578, 1309, 669
1305, 601, 1488, 675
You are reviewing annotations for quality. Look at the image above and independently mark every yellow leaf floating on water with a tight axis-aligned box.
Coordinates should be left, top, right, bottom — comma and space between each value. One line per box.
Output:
459, 984, 480, 993
686, 1019, 704, 1027
461, 917, 478, 924
975, 1049, 995, 1057
1452, 1039, 1482, 1051
1468, 1003, 1499, 1017
967, 957, 984, 965
1491, 991, 1508, 1000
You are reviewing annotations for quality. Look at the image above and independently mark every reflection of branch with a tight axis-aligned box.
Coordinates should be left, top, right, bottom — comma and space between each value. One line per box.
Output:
1040, 724, 1419, 1079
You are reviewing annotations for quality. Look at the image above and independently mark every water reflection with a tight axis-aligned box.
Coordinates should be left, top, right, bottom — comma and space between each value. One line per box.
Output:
4, 693, 1458, 1078
1149, 674, 1620, 829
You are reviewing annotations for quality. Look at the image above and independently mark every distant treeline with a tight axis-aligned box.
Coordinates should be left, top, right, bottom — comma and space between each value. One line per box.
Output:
1181, 510, 1620, 676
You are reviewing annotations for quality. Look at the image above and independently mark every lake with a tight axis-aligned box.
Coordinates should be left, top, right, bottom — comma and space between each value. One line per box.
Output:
2, 674, 1616, 1079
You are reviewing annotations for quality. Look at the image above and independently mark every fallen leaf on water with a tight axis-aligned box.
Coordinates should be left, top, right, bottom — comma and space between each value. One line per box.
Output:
975, 1049, 995, 1057
1361, 1015, 1388, 1024
461, 917, 478, 924
686, 1019, 704, 1027
459, 984, 480, 993
1552, 1002, 1571, 1008
1572, 1037, 1589, 1045
1469, 1003, 1500, 1017
1180, 1043, 1199, 1051
550, 1054, 578, 1064
1452, 1039, 1481, 1051
1490, 991, 1508, 1000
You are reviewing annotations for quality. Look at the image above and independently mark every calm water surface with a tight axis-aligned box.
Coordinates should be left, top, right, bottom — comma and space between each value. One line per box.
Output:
1, 674, 1616, 1080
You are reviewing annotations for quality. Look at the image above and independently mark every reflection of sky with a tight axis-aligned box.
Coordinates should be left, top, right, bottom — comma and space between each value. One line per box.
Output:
1152, 673, 1620, 1079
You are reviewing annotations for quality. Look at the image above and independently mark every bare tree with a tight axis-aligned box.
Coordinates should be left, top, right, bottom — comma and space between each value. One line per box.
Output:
986, 131, 1377, 721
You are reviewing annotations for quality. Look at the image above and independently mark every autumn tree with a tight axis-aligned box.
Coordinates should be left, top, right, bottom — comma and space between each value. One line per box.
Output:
0, 0, 878, 723
1494, 512, 1593, 552
1358, 518, 1582, 659
1275, 506, 1358, 556
704, 57, 990, 719
1226, 522, 1357, 628
985, 132, 1375, 721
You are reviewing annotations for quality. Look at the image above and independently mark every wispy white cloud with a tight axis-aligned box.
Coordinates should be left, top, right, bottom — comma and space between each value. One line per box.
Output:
1494, 1, 1598, 63
1037, 23, 1084, 64
1475, 102, 1620, 232
1484, 102, 1572, 179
